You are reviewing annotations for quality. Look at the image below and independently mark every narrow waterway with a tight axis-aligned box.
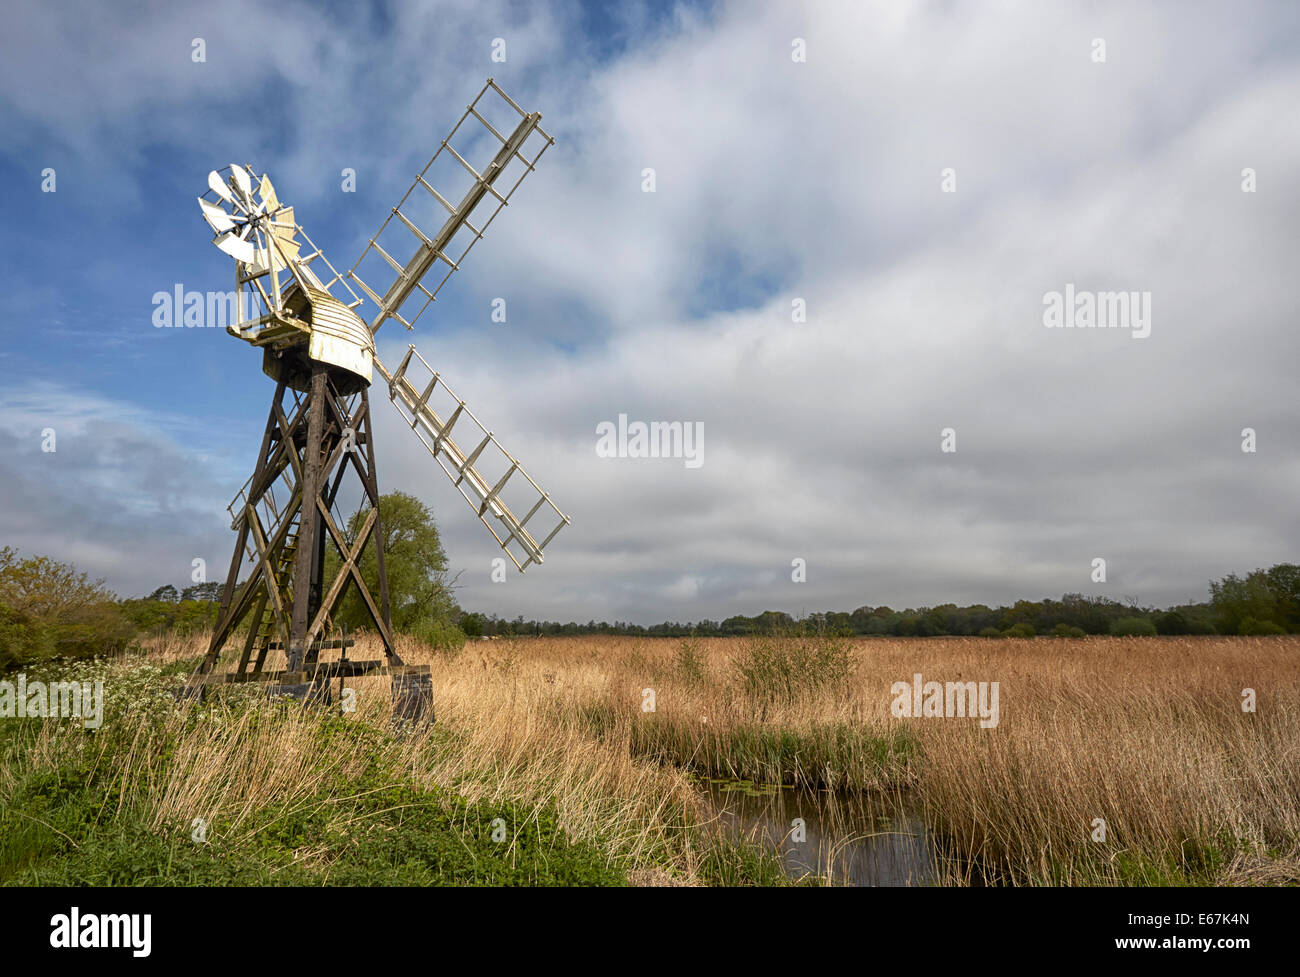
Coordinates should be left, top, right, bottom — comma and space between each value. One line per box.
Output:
698, 780, 937, 886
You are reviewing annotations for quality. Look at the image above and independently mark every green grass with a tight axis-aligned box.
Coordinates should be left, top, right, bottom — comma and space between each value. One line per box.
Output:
0, 712, 624, 886
0, 656, 797, 887
625, 718, 919, 791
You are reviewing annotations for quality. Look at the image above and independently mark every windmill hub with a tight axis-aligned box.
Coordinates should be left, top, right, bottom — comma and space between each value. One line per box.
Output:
184, 79, 569, 721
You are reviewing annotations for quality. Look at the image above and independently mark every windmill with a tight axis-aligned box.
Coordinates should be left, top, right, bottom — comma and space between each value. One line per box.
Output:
184, 79, 568, 721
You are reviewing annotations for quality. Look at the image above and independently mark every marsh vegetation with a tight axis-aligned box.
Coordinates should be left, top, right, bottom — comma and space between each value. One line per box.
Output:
2, 631, 1296, 885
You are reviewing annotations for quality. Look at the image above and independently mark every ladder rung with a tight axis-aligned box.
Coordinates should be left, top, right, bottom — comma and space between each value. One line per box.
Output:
392, 207, 435, 248
467, 104, 510, 146
431, 402, 465, 454
372, 240, 406, 276
455, 432, 493, 484
416, 175, 457, 217
349, 272, 384, 307
479, 462, 516, 517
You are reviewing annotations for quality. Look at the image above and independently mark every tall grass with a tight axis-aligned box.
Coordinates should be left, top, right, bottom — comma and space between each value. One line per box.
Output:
4, 631, 1295, 885
405, 631, 1300, 883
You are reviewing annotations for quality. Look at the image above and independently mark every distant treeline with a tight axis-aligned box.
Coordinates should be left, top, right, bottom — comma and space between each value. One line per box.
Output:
460, 563, 1300, 640
4, 548, 1298, 674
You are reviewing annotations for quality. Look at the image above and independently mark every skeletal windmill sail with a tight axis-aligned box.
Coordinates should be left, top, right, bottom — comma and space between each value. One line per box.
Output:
379, 346, 568, 571
343, 77, 554, 335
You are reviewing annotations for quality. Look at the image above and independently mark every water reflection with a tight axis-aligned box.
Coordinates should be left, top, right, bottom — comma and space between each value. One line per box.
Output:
698, 780, 936, 886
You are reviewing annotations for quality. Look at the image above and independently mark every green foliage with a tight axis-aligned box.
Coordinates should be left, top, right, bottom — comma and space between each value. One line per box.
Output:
0, 604, 52, 672
693, 836, 807, 886
147, 584, 179, 603
329, 491, 458, 635
1208, 565, 1300, 634
0, 548, 134, 668
0, 547, 112, 619
462, 591, 1179, 639
1154, 611, 1190, 635
1264, 564, 1300, 631
1003, 622, 1035, 638
0, 678, 622, 887
2, 768, 623, 888
1110, 617, 1158, 637
1239, 617, 1286, 636
1051, 623, 1087, 638
406, 615, 467, 652
119, 598, 219, 635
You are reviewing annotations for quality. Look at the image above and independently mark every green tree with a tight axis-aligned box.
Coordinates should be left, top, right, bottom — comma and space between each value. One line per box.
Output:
0, 547, 134, 665
1264, 564, 1300, 631
329, 492, 459, 636
1154, 610, 1190, 635
1210, 571, 1278, 635
1110, 617, 1157, 637
0, 603, 52, 671
181, 582, 222, 603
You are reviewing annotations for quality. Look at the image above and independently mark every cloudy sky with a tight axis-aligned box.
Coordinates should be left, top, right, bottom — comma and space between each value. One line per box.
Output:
1, 0, 1297, 625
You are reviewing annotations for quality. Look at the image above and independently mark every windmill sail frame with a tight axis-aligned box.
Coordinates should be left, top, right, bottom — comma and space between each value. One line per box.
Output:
345, 77, 554, 337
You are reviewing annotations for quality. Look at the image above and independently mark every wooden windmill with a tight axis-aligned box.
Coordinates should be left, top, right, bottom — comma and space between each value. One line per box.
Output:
185, 79, 568, 720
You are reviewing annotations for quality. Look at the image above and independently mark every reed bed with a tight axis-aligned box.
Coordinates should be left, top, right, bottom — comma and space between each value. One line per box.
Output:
4, 631, 1295, 885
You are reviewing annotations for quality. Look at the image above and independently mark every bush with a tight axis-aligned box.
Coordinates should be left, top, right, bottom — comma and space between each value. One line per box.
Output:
0, 604, 53, 672
1154, 611, 1190, 635
1002, 623, 1035, 638
0, 550, 136, 668
1110, 617, 1157, 637
48, 602, 137, 659
1239, 617, 1286, 636
977, 627, 1003, 639
405, 615, 467, 652
1052, 622, 1087, 638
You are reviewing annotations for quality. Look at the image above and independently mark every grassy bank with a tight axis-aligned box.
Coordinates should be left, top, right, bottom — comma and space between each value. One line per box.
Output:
2, 632, 1296, 885
0, 636, 793, 886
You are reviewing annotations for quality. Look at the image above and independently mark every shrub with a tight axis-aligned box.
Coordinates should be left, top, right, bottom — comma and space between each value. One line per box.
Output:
1110, 617, 1157, 637
406, 615, 467, 652
0, 604, 53, 672
49, 602, 137, 659
1051, 622, 1087, 638
977, 627, 1002, 639
0, 550, 135, 667
1154, 611, 1190, 635
1002, 623, 1035, 638
1239, 617, 1286, 636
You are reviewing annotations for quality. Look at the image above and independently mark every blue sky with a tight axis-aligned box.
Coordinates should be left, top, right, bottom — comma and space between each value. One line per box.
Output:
2, 0, 1298, 624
